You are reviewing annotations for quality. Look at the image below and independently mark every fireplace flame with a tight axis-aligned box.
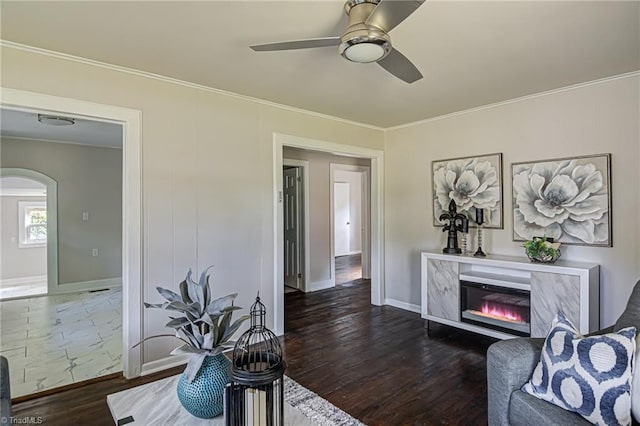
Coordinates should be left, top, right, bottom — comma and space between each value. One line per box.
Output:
481, 302, 524, 322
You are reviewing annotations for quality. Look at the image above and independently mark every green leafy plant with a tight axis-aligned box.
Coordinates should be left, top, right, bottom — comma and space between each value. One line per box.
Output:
523, 237, 561, 263
134, 267, 249, 382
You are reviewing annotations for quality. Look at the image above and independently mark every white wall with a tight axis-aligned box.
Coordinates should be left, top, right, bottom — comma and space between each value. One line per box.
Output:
334, 169, 363, 254
384, 75, 640, 328
0, 45, 385, 364
0, 195, 46, 280
283, 147, 371, 286
1, 138, 123, 287
6, 42, 634, 367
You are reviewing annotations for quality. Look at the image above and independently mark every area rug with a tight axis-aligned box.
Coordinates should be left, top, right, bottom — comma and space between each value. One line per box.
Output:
284, 376, 366, 426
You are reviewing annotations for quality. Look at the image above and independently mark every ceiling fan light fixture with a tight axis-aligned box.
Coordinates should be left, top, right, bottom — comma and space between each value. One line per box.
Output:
339, 33, 391, 63
343, 42, 385, 63
37, 114, 76, 126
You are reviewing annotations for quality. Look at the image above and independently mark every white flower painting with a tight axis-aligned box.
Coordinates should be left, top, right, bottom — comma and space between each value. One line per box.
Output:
432, 153, 503, 228
512, 154, 611, 246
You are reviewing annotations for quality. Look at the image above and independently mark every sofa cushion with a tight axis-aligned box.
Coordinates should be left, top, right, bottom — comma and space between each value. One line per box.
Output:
510, 390, 591, 426
522, 312, 635, 425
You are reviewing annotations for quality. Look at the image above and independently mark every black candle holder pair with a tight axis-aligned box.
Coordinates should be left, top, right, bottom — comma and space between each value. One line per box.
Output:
440, 200, 485, 257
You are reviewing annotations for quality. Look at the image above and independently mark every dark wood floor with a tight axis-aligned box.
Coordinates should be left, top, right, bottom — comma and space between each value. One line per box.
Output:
11, 280, 496, 425
284, 281, 497, 426
335, 253, 362, 284
10, 366, 186, 425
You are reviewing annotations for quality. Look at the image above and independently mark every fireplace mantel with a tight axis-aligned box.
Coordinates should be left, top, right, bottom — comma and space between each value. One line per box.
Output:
420, 252, 599, 339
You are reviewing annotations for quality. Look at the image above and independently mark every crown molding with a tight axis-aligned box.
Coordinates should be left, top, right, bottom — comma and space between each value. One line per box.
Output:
384, 70, 640, 132
0, 40, 385, 132
2, 40, 636, 133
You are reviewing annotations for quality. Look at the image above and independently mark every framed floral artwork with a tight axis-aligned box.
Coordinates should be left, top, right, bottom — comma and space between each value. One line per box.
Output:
512, 153, 612, 246
432, 153, 503, 228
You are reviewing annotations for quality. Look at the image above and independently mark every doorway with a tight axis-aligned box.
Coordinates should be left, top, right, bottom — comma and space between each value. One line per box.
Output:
274, 133, 383, 336
283, 165, 302, 293
332, 168, 369, 285
282, 159, 310, 295
1, 88, 142, 388
0, 175, 49, 299
0, 108, 125, 397
331, 164, 370, 287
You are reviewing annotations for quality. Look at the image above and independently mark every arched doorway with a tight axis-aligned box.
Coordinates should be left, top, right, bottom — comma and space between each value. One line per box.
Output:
0, 168, 58, 298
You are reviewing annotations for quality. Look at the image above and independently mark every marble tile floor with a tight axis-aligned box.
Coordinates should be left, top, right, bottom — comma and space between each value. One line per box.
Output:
0, 287, 122, 397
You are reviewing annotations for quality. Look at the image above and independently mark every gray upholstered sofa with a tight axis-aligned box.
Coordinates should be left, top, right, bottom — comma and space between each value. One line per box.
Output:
487, 279, 640, 426
1, 355, 10, 422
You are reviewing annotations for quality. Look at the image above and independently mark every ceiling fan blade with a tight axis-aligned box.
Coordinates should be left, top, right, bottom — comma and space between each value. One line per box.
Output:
377, 48, 423, 83
250, 37, 341, 52
365, 0, 426, 33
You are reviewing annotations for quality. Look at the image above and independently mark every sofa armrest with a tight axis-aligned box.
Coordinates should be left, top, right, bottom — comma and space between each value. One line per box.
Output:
487, 338, 544, 426
0, 356, 10, 421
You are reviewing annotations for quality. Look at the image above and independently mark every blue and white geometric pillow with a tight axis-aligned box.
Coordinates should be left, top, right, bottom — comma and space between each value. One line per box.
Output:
522, 312, 636, 426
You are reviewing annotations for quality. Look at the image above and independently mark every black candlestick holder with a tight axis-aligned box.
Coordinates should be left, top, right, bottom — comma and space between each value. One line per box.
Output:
474, 208, 486, 257
439, 200, 469, 254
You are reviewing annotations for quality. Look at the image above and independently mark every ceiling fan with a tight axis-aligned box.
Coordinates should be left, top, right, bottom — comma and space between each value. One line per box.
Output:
250, 0, 425, 84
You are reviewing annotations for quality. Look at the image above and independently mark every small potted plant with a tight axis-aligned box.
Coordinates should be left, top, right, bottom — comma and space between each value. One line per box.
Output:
135, 267, 249, 419
523, 237, 561, 263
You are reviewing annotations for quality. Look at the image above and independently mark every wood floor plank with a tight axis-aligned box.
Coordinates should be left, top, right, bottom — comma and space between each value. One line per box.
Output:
11, 277, 496, 425
282, 280, 496, 426
10, 366, 185, 425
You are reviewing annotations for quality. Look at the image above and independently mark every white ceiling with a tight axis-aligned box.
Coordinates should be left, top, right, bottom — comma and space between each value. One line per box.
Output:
0, 109, 123, 148
1, 1, 638, 128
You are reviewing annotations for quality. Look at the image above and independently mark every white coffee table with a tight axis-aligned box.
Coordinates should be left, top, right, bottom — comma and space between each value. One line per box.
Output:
107, 375, 314, 425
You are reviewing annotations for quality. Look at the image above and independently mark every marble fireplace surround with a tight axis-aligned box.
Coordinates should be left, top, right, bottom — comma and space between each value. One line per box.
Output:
421, 252, 600, 339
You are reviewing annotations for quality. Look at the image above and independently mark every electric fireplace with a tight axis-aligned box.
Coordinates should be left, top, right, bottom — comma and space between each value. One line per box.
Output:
460, 280, 531, 337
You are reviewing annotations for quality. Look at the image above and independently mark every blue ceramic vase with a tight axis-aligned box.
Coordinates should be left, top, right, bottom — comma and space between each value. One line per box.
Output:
176, 354, 230, 418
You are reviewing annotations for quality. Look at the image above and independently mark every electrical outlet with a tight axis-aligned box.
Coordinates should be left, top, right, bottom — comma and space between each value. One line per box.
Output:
82, 212, 89, 221
92, 248, 99, 257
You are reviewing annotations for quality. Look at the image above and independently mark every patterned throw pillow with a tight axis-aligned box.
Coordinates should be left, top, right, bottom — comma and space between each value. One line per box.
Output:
522, 312, 636, 425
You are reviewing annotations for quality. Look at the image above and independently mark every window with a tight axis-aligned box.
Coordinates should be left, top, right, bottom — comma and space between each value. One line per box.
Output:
18, 201, 47, 248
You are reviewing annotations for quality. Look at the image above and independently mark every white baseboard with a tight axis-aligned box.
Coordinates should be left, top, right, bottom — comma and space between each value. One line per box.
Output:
52, 277, 122, 294
336, 250, 362, 257
0, 275, 47, 287
141, 354, 190, 376
304, 278, 335, 293
384, 298, 421, 314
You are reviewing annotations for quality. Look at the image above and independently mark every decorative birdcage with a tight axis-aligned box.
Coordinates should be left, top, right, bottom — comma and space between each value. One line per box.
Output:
225, 295, 286, 426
